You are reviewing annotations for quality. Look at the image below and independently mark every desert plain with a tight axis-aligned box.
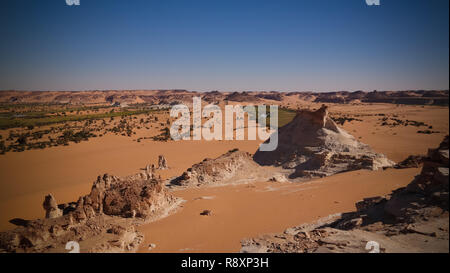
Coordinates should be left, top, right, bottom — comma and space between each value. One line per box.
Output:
0, 90, 448, 253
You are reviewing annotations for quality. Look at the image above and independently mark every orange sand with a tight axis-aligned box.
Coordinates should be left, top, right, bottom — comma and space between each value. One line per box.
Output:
0, 135, 260, 231
137, 168, 420, 252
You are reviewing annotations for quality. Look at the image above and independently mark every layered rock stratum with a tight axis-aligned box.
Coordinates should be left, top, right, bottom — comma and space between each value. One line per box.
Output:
254, 105, 394, 178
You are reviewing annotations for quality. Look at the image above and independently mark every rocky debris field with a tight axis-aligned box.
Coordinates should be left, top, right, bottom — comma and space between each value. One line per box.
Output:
241, 136, 449, 253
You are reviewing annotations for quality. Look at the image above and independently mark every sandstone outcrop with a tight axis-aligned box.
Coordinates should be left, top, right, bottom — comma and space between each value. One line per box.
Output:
145, 164, 156, 176
253, 105, 394, 178
158, 155, 168, 170
0, 168, 180, 253
171, 149, 274, 187
43, 194, 63, 219
241, 136, 449, 253
88, 173, 177, 219
405, 136, 449, 197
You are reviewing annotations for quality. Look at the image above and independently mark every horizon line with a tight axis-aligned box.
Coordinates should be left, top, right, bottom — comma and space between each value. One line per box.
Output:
1, 88, 449, 93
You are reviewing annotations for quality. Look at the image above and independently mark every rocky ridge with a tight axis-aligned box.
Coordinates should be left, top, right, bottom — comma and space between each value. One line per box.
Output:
0, 90, 447, 105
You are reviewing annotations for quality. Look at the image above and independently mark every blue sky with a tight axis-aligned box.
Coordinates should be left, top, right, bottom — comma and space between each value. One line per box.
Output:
0, 0, 448, 92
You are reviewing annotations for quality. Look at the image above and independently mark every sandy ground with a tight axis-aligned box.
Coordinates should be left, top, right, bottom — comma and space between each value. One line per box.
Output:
0, 103, 448, 252
137, 168, 420, 252
0, 135, 260, 231
332, 104, 448, 162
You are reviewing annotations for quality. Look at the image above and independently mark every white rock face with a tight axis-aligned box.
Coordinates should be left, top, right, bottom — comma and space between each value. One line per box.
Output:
269, 174, 288, 182
254, 105, 394, 178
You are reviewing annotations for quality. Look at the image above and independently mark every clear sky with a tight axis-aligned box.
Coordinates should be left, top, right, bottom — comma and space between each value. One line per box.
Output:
0, 0, 448, 92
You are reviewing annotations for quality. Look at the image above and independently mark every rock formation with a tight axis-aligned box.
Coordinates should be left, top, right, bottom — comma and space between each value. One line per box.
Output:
43, 194, 63, 219
171, 105, 392, 186
0, 169, 180, 253
158, 155, 168, 170
253, 105, 394, 178
146, 164, 156, 175
86, 172, 177, 219
405, 137, 449, 197
171, 149, 273, 187
242, 136, 449, 253
393, 155, 427, 169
